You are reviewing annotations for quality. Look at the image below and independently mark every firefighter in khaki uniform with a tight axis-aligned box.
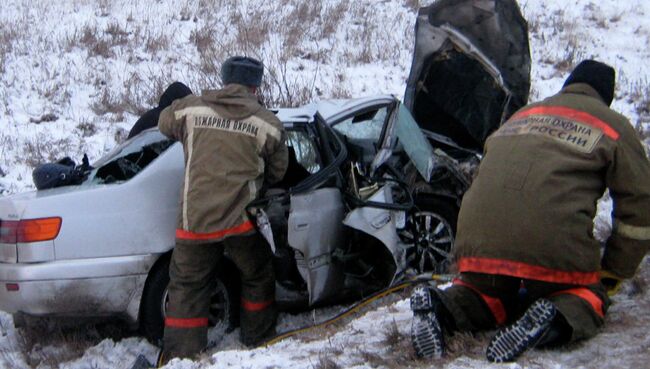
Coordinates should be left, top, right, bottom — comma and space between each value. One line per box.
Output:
410, 60, 650, 362
157, 56, 288, 364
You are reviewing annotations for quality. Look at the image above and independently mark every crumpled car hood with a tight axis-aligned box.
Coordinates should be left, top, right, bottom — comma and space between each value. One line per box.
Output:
404, 0, 531, 151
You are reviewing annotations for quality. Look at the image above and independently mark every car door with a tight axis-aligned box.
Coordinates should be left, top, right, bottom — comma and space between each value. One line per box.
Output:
286, 117, 348, 305
330, 101, 413, 282
288, 101, 409, 304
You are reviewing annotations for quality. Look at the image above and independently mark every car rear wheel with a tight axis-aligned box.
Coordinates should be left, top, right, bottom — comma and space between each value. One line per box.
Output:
139, 255, 240, 346
402, 197, 458, 274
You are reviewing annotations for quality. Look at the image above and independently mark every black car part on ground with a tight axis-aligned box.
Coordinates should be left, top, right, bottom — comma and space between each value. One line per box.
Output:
404, 0, 531, 151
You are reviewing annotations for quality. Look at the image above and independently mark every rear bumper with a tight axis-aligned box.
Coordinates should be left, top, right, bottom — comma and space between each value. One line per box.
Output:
0, 255, 158, 321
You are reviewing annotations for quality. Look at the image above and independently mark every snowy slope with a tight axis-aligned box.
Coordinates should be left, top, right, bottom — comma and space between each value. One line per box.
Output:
0, 0, 649, 368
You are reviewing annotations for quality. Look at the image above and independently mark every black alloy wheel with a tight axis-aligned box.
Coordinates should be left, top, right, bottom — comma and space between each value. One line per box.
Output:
401, 197, 458, 275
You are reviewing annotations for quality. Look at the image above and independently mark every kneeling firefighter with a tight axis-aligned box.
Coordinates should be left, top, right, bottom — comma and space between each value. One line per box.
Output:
157, 56, 288, 364
410, 60, 650, 362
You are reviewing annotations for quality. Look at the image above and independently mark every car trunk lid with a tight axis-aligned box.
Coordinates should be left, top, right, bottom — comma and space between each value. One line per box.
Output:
404, 0, 531, 151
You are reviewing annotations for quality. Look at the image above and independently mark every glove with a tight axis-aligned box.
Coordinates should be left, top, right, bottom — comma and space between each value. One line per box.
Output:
600, 270, 624, 296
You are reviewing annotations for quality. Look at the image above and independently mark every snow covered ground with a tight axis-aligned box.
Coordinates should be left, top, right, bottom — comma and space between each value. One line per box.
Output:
0, 0, 649, 368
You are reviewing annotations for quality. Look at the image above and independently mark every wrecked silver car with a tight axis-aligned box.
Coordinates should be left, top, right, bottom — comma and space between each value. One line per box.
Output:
0, 96, 459, 343
0, 0, 530, 345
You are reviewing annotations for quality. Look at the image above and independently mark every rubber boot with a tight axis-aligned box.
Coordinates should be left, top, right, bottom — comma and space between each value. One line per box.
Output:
486, 299, 557, 363
410, 285, 445, 358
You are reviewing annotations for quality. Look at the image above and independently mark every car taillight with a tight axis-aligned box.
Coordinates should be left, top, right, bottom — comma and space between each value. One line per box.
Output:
0, 220, 18, 243
0, 217, 62, 243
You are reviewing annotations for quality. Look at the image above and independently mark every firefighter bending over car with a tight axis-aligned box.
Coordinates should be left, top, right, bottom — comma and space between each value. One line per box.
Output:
128, 81, 193, 139
157, 56, 288, 364
411, 60, 650, 362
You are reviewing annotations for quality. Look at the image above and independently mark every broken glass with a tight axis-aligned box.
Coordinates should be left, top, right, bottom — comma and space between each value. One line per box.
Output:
91, 130, 175, 184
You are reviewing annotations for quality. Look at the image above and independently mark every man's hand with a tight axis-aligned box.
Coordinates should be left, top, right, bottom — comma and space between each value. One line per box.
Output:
600, 270, 624, 296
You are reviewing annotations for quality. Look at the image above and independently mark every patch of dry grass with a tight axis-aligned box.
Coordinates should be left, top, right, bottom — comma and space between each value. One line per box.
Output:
321, 1, 350, 39
0, 22, 19, 73
616, 76, 650, 145
354, 319, 426, 369
76, 120, 98, 138
97, 0, 112, 17
89, 68, 174, 118
90, 88, 123, 116
3, 0, 417, 122
313, 354, 342, 369
22, 136, 74, 168
627, 78, 650, 135
117, 72, 155, 115
12, 317, 131, 368
356, 317, 493, 368
105, 21, 129, 45
382, 319, 403, 347
528, 6, 586, 75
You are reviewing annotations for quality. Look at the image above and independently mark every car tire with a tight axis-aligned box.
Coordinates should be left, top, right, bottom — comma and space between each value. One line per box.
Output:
404, 196, 459, 274
139, 254, 240, 346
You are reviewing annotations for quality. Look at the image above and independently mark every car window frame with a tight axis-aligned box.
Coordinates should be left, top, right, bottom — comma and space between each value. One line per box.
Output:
289, 113, 348, 194
285, 123, 324, 175
327, 102, 397, 172
328, 103, 394, 144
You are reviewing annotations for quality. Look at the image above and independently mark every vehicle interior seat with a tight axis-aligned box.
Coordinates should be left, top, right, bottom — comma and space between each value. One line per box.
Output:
273, 146, 311, 190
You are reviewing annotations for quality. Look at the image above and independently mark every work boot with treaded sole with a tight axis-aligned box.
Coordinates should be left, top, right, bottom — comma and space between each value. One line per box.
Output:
410, 285, 445, 359
486, 298, 557, 363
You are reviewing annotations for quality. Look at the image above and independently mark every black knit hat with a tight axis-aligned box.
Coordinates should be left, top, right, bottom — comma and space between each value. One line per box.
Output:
221, 56, 264, 87
158, 82, 193, 108
563, 60, 615, 106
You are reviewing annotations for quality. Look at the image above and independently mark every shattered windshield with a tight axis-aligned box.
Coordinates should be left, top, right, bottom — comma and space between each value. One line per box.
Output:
394, 104, 436, 182
90, 129, 175, 184
332, 107, 387, 140
93, 130, 170, 168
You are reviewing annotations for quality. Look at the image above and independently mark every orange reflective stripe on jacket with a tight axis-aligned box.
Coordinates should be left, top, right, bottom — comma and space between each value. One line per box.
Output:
511, 105, 620, 140
453, 278, 507, 325
458, 257, 600, 285
176, 220, 254, 241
